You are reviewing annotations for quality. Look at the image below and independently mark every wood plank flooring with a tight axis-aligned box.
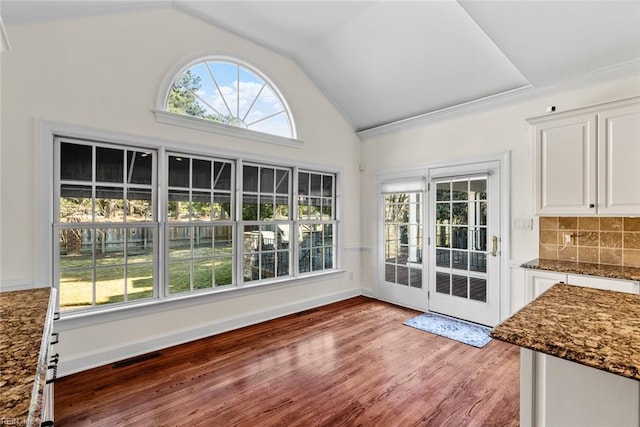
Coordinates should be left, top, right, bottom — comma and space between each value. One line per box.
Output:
55, 297, 519, 426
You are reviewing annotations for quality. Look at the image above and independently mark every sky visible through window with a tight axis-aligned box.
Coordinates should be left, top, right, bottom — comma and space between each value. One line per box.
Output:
168, 60, 293, 138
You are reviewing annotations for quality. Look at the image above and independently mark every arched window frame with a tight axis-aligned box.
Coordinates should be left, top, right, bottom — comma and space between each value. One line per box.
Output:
155, 55, 301, 148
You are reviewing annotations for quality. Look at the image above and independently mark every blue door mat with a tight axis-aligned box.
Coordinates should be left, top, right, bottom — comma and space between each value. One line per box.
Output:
403, 312, 492, 348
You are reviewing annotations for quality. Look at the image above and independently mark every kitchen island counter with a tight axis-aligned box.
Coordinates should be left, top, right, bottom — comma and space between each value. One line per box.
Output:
1, 288, 57, 426
491, 283, 640, 380
492, 283, 639, 427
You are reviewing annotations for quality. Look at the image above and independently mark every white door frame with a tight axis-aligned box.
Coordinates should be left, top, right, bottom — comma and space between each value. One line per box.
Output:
374, 151, 511, 323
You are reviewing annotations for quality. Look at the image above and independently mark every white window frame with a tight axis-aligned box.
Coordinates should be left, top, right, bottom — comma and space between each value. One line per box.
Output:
154, 54, 303, 148
35, 120, 343, 328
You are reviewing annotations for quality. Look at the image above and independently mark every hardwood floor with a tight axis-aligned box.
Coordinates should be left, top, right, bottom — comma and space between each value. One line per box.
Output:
56, 297, 519, 426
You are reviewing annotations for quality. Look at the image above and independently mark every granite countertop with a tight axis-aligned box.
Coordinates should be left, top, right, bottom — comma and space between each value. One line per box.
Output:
521, 258, 640, 281
491, 283, 640, 380
0, 287, 56, 426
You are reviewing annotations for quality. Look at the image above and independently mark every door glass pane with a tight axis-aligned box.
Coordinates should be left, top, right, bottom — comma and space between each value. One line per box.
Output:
436, 182, 450, 201
410, 268, 422, 288
436, 272, 450, 294
433, 177, 488, 303
452, 203, 468, 225
451, 180, 468, 200
383, 192, 423, 288
470, 277, 487, 302
451, 275, 468, 298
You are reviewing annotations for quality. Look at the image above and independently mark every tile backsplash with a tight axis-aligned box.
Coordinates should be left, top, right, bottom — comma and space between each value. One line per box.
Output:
539, 217, 640, 267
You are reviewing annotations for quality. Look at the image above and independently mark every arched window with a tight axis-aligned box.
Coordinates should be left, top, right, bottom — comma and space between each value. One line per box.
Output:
160, 57, 296, 140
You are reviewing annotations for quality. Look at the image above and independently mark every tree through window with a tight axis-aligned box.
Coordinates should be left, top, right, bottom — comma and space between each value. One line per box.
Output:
166, 59, 295, 139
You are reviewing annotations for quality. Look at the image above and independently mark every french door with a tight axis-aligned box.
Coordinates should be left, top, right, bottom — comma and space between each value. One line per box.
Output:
378, 180, 428, 311
428, 162, 501, 327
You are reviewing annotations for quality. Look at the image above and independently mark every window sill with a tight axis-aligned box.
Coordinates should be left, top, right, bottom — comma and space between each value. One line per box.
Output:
55, 269, 345, 332
154, 110, 304, 149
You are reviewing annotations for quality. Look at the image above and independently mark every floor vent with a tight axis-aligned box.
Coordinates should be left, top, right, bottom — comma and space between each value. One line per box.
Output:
112, 351, 161, 368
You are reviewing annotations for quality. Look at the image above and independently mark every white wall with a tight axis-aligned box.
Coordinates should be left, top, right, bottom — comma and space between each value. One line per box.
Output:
1, 8, 362, 374
360, 75, 640, 315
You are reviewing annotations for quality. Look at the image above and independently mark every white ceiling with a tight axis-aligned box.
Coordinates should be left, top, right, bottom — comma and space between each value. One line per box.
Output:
3, 1, 640, 134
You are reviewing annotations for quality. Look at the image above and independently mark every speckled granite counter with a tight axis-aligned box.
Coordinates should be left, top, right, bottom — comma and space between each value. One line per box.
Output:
491, 283, 640, 380
1, 288, 57, 426
521, 258, 640, 281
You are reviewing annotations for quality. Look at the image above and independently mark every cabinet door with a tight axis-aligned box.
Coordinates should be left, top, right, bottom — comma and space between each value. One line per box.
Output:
525, 270, 566, 302
598, 102, 640, 215
534, 113, 597, 215
566, 274, 639, 294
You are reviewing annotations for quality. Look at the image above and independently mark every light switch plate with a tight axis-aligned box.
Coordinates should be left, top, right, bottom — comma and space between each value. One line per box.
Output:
513, 218, 533, 230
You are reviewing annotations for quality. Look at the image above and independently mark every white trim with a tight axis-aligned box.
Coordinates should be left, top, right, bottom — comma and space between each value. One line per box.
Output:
357, 59, 640, 138
154, 110, 303, 149
57, 287, 361, 377
0, 280, 41, 292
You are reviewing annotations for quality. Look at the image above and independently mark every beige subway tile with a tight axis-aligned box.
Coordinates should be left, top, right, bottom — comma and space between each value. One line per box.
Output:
539, 230, 557, 245
623, 249, 640, 267
539, 244, 557, 259
624, 232, 640, 250
600, 248, 623, 265
578, 247, 599, 263
600, 231, 622, 248
540, 217, 558, 230
557, 245, 577, 261
558, 217, 577, 230
624, 217, 640, 232
600, 217, 622, 231
578, 217, 599, 231
577, 231, 599, 247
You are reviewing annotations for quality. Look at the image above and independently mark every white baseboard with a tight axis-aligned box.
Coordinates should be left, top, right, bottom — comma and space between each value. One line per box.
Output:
59, 288, 364, 377
0, 280, 39, 292
361, 288, 375, 298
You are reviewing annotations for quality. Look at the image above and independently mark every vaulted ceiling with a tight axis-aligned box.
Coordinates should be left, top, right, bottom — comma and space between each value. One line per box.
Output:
3, 1, 640, 135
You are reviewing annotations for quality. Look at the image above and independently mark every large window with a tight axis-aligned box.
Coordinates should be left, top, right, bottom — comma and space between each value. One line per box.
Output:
167, 155, 235, 294
242, 164, 291, 282
55, 140, 157, 311
54, 138, 338, 314
297, 171, 336, 274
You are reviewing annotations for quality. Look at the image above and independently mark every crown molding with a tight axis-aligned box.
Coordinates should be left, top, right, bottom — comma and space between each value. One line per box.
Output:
357, 58, 640, 139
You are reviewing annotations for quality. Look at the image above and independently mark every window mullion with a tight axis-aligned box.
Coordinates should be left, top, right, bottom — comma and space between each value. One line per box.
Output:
157, 147, 167, 299
292, 167, 300, 277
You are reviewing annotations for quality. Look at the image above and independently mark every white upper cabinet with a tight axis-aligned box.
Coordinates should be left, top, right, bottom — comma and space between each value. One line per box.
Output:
530, 97, 640, 215
598, 103, 640, 215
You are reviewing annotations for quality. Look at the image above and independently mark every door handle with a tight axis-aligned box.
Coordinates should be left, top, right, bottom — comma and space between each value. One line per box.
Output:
491, 235, 498, 257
